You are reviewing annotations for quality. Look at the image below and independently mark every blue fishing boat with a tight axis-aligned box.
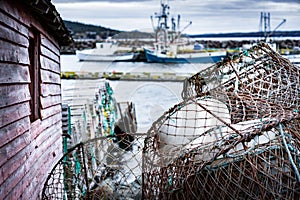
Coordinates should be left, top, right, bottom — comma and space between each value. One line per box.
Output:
144, 0, 227, 64
144, 47, 227, 63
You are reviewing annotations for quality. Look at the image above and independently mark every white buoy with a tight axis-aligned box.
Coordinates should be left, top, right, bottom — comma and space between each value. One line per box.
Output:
157, 97, 231, 154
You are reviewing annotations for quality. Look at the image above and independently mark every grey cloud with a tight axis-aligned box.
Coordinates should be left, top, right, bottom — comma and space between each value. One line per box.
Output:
51, 0, 299, 33
270, 0, 300, 3
180, 0, 299, 16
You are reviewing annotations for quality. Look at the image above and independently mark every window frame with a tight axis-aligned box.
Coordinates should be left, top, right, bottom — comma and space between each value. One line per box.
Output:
28, 28, 41, 122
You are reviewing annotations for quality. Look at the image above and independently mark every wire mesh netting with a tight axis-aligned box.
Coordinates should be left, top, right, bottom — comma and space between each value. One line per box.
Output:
142, 42, 300, 199
42, 133, 145, 199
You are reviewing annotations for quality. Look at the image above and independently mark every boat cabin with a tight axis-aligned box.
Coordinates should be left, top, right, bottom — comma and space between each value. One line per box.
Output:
0, 0, 72, 199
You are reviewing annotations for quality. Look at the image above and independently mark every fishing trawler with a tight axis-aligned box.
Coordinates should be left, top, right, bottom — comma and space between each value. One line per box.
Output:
143, 0, 227, 63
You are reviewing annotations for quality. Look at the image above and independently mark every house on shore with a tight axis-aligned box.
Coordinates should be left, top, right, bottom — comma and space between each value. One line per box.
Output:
0, 0, 72, 199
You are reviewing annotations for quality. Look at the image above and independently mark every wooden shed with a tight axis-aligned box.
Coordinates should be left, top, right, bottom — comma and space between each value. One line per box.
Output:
0, 0, 72, 199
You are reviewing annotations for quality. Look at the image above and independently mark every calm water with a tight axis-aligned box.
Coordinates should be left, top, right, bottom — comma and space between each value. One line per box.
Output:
60, 55, 213, 132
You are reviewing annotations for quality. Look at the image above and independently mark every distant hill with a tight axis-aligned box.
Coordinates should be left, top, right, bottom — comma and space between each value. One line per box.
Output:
63, 20, 121, 39
63, 20, 153, 40
112, 30, 153, 39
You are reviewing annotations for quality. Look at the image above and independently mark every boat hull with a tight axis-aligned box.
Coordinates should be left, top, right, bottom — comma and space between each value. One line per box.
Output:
76, 51, 136, 62
283, 54, 300, 65
144, 48, 226, 64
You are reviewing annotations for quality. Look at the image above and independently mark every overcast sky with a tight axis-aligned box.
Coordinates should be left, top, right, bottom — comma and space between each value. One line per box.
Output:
51, 0, 300, 34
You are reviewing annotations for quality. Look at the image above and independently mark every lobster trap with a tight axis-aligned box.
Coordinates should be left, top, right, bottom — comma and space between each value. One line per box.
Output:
142, 42, 300, 199
42, 133, 145, 199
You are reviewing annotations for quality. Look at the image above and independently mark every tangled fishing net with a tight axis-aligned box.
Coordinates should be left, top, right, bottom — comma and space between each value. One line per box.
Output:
143, 42, 300, 199
42, 135, 144, 199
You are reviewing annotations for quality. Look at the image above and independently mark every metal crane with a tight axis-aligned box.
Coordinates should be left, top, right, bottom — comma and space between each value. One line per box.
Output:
260, 12, 286, 41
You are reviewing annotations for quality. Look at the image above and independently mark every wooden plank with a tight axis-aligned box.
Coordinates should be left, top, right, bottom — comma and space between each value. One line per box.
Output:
41, 83, 61, 97
40, 55, 60, 73
0, 102, 30, 129
0, 7, 29, 37
8, 128, 62, 200
32, 121, 62, 154
0, 63, 30, 84
27, 137, 62, 199
0, 133, 28, 185
0, 130, 30, 167
0, 117, 30, 148
41, 34, 60, 56
0, 23, 29, 47
29, 121, 62, 158
0, 84, 30, 108
30, 112, 62, 140
30, 136, 62, 193
40, 45, 59, 63
34, 121, 62, 153
41, 69, 61, 84
40, 104, 61, 120
0, 40, 29, 64
40, 95, 61, 109
0, 0, 23, 22
0, 160, 27, 200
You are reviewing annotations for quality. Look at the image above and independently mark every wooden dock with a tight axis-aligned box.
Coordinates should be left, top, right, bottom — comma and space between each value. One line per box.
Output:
61, 71, 194, 82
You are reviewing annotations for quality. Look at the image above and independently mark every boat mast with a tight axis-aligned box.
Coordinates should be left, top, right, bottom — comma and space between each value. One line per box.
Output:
151, 0, 192, 54
150, 0, 170, 32
152, 0, 171, 53
158, 0, 169, 29
177, 14, 180, 32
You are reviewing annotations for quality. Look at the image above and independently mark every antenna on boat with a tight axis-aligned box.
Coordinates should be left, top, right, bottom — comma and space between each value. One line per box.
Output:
160, 0, 170, 29
150, 15, 155, 30
171, 16, 176, 31
174, 20, 192, 41
153, 0, 170, 30
177, 14, 180, 32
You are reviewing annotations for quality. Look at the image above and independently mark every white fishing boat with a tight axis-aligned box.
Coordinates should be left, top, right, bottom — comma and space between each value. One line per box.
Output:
144, 0, 227, 64
76, 41, 136, 62
283, 54, 300, 65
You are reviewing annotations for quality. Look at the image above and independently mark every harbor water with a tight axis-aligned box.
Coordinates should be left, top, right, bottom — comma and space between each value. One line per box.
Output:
61, 55, 213, 133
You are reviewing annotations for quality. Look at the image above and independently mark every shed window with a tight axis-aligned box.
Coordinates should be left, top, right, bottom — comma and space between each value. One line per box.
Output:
28, 28, 41, 122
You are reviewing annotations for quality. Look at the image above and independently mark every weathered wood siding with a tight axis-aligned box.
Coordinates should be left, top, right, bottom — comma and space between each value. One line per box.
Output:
0, 1, 63, 199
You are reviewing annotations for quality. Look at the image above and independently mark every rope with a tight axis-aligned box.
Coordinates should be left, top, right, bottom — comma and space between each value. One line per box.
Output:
279, 123, 300, 182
